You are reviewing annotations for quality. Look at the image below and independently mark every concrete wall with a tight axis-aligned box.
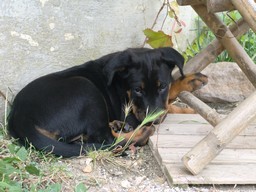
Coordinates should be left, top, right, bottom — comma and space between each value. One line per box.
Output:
0, 0, 196, 118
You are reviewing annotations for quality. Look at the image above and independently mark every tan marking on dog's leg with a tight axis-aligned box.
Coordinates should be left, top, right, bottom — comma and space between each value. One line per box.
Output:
168, 104, 195, 114
35, 127, 59, 140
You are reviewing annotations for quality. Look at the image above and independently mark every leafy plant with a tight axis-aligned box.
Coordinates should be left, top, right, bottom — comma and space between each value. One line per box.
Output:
143, 0, 185, 48
182, 11, 256, 63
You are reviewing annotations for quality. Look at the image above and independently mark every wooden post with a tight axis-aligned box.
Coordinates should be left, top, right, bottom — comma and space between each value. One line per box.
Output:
231, 0, 256, 33
183, 91, 256, 175
179, 91, 224, 126
207, 0, 235, 12
177, 0, 205, 6
192, 4, 256, 88
173, 18, 249, 79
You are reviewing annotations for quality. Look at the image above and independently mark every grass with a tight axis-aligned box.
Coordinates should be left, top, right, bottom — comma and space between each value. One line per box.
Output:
0, 94, 164, 191
0, 125, 83, 191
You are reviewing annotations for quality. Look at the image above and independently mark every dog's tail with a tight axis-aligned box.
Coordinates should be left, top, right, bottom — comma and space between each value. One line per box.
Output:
8, 111, 106, 158
23, 131, 104, 158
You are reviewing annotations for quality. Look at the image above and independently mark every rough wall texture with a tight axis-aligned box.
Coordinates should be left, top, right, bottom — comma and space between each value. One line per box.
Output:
0, 0, 196, 118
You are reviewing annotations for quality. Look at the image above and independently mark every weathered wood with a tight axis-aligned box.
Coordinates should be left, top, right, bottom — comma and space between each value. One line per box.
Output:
163, 114, 256, 124
177, 0, 205, 6
150, 135, 256, 149
163, 113, 208, 124
158, 148, 256, 164
207, 0, 235, 12
149, 114, 256, 185
182, 91, 256, 175
173, 18, 249, 79
231, 0, 256, 33
178, 91, 224, 126
192, 4, 256, 87
159, 123, 256, 135
164, 164, 256, 184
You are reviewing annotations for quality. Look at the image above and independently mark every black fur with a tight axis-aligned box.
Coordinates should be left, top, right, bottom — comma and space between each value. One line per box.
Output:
8, 47, 184, 157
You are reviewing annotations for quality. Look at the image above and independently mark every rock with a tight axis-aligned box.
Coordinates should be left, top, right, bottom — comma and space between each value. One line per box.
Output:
135, 176, 146, 185
194, 62, 255, 103
82, 164, 93, 173
121, 180, 131, 188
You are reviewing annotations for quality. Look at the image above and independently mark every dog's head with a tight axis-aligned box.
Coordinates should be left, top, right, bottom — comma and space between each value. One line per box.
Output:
103, 47, 184, 123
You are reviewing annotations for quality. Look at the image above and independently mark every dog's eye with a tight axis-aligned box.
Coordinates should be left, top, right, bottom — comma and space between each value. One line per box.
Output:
134, 87, 143, 95
159, 83, 167, 91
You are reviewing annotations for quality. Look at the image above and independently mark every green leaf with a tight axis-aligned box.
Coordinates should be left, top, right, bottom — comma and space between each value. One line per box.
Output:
141, 110, 165, 126
8, 144, 18, 154
39, 183, 61, 192
16, 147, 28, 161
143, 29, 173, 48
75, 183, 88, 192
25, 165, 40, 176
3, 157, 21, 163
0, 160, 17, 175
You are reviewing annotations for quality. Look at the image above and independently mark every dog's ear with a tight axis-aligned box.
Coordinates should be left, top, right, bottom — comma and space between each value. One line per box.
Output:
159, 47, 184, 77
103, 50, 135, 86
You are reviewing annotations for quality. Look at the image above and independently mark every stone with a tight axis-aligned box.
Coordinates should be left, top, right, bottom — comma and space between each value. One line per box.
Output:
194, 62, 255, 103
121, 180, 131, 188
82, 164, 93, 173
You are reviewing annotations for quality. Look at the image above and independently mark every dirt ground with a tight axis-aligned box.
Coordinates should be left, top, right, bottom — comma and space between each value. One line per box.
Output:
57, 103, 256, 192
61, 145, 256, 192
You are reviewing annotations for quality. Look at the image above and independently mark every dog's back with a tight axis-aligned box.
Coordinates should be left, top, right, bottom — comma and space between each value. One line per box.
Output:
8, 60, 114, 157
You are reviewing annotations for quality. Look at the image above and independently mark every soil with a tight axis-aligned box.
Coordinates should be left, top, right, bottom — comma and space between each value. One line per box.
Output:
57, 102, 256, 191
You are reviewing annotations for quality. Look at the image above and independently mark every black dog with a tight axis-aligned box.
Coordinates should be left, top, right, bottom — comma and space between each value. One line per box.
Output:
8, 47, 185, 157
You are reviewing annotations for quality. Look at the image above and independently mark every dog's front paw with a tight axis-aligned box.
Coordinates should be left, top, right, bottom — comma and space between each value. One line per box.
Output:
181, 72, 208, 92
109, 120, 134, 133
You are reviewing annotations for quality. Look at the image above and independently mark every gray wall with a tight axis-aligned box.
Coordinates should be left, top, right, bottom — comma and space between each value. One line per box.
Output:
0, 0, 196, 118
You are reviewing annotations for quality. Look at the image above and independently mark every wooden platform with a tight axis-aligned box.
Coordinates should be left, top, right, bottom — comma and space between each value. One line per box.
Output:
149, 114, 256, 185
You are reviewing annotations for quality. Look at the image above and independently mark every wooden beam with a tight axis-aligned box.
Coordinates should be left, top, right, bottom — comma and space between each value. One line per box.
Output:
182, 91, 256, 175
192, 4, 256, 88
231, 0, 256, 33
207, 0, 235, 13
177, 0, 205, 6
173, 18, 249, 79
178, 91, 224, 126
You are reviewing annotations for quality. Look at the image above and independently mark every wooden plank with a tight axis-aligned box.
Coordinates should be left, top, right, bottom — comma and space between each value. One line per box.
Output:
158, 123, 256, 136
177, 0, 205, 6
164, 163, 256, 184
157, 123, 213, 135
163, 114, 208, 124
163, 114, 256, 124
149, 135, 256, 149
155, 148, 256, 164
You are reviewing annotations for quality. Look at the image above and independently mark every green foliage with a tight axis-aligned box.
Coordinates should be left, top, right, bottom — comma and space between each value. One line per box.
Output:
182, 11, 256, 63
0, 120, 70, 192
143, 29, 173, 48
75, 182, 88, 192
143, 0, 184, 48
